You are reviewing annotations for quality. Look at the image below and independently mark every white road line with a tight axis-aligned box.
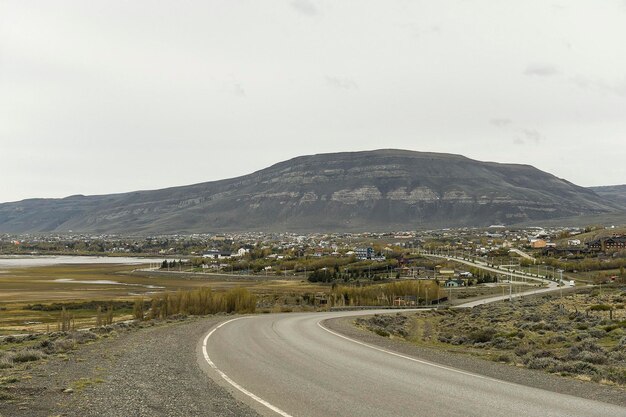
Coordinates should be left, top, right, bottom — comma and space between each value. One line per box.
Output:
317, 318, 517, 386
202, 317, 294, 417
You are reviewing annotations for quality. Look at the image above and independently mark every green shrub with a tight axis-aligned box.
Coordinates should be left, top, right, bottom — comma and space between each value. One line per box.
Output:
469, 328, 497, 343
604, 367, 626, 385
589, 304, 612, 311
373, 328, 390, 337
495, 354, 511, 363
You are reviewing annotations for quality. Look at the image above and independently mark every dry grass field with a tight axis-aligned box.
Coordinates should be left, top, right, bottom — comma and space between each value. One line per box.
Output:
0, 263, 327, 334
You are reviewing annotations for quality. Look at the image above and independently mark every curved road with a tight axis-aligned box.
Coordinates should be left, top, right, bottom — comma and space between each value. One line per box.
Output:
202, 310, 624, 417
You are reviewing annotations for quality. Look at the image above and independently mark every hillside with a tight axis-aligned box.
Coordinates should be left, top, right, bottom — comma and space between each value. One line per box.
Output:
0, 150, 620, 233
589, 185, 626, 207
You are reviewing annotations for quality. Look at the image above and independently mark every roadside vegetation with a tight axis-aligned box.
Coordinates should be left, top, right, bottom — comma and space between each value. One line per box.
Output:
0, 286, 258, 404
357, 286, 626, 387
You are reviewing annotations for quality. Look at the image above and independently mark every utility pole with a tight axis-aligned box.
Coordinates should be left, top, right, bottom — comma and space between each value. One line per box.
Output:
559, 269, 563, 310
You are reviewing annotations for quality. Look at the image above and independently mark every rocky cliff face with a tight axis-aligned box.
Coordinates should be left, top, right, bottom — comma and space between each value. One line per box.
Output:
0, 150, 619, 233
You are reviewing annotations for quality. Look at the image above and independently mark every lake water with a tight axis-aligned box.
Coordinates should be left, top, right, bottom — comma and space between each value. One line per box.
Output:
53, 278, 164, 289
0, 255, 160, 269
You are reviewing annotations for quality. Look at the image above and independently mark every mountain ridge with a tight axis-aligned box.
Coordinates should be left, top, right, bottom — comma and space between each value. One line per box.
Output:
0, 149, 621, 233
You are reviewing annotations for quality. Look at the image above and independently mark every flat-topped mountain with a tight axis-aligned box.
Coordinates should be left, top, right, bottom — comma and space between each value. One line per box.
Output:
0, 149, 620, 233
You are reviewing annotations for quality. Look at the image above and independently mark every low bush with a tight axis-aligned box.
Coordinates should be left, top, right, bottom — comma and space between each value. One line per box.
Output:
495, 354, 511, 363
587, 328, 606, 338
0, 354, 14, 369
49, 339, 76, 353
604, 367, 626, 385
526, 357, 558, 371
13, 348, 46, 363
373, 328, 390, 337
69, 331, 98, 344
468, 328, 497, 343
578, 351, 607, 365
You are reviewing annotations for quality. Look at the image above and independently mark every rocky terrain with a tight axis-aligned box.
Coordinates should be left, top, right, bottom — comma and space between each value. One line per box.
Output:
0, 149, 620, 233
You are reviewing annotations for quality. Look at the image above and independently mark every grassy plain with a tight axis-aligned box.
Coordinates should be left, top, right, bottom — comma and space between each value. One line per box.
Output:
0, 263, 327, 334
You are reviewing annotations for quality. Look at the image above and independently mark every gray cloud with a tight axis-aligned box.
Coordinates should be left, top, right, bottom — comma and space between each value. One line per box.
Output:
524, 64, 560, 77
518, 128, 545, 144
494, 119, 544, 145
571, 75, 626, 98
290, 0, 319, 16
490, 118, 512, 128
325, 76, 358, 90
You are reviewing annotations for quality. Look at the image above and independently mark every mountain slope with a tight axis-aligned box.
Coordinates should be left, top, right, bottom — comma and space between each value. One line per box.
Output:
588, 185, 626, 207
0, 150, 619, 233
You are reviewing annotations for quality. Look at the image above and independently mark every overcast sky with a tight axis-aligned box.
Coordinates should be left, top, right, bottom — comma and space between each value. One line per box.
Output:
1, 1, 625, 203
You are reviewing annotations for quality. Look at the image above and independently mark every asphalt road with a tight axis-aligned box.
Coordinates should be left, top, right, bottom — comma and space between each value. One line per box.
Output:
203, 310, 625, 417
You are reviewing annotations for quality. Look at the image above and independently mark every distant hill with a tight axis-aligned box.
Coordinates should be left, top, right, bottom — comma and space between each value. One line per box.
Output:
0, 149, 620, 233
589, 185, 626, 207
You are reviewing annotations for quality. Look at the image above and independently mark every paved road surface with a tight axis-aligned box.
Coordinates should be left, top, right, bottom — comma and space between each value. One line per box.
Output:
203, 310, 625, 417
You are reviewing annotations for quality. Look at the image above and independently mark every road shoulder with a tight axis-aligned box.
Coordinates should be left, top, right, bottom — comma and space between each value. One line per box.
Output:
0, 317, 261, 417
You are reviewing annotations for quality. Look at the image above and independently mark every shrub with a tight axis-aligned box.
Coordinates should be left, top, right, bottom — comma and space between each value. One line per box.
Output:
547, 335, 567, 344
604, 367, 626, 385
373, 328, 390, 337
570, 361, 599, 376
13, 348, 46, 363
578, 339, 604, 353
578, 351, 607, 365
49, 339, 76, 353
450, 336, 467, 345
532, 350, 556, 359
0, 355, 14, 369
589, 304, 612, 312
607, 350, 626, 362
69, 331, 98, 344
491, 337, 511, 349
527, 357, 558, 371
495, 354, 512, 363
522, 313, 542, 322
587, 328, 606, 338
469, 328, 497, 343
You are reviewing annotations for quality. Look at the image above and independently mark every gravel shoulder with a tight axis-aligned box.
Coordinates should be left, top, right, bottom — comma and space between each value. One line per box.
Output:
0, 317, 260, 417
324, 316, 626, 408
